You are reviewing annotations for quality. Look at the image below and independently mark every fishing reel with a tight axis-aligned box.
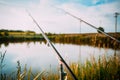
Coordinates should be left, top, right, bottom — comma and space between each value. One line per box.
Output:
60, 63, 67, 80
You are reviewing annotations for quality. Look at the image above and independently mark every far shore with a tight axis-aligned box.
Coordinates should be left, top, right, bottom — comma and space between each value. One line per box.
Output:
0, 29, 120, 49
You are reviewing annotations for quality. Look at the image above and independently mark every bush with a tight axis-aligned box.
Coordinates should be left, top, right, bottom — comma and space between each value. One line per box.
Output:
97, 27, 104, 33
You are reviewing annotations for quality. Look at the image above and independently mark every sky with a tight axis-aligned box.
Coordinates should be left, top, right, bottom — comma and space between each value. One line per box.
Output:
0, 0, 120, 33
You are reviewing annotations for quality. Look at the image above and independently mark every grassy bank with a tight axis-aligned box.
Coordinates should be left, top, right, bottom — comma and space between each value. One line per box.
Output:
51, 33, 120, 49
0, 51, 120, 80
68, 55, 120, 80
0, 29, 120, 49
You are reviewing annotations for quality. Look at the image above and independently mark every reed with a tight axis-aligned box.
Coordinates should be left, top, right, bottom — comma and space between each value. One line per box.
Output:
35, 54, 120, 80
66, 54, 120, 80
0, 51, 6, 80
0, 51, 120, 80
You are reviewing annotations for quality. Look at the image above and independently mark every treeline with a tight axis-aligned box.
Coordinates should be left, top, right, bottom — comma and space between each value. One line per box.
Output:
0, 29, 43, 43
0, 29, 35, 36
0, 29, 35, 33
0, 29, 55, 36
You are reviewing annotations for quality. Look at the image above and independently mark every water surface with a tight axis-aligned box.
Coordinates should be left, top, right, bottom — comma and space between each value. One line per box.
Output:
0, 42, 119, 74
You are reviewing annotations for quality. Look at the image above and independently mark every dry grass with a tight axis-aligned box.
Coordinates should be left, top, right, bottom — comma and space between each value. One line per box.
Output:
66, 54, 120, 80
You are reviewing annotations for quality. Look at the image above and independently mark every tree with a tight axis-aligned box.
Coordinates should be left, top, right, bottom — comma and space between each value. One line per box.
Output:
0, 33, 3, 36
4, 32, 9, 36
97, 27, 104, 34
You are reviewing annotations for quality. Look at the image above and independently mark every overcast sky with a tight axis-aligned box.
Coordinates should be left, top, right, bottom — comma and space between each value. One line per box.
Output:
0, 0, 120, 33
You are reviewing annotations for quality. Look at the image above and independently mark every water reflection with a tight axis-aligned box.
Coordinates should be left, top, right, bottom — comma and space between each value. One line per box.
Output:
0, 41, 120, 74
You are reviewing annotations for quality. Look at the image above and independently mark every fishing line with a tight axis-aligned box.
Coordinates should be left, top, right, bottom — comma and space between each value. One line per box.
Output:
53, 6, 120, 43
79, 20, 82, 63
26, 10, 78, 80
0, 2, 78, 79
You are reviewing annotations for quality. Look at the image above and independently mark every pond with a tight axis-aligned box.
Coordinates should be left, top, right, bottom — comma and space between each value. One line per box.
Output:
0, 41, 119, 74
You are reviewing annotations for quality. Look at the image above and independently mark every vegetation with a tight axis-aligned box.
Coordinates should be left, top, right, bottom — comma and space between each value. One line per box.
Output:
97, 27, 104, 33
0, 51, 46, 80
51, 33, 120, 49
0, 51, 120, 80
0, 29, 120, 80
0, 29, 120, 49
71, 55, 120, 80
0, 51, 6, 80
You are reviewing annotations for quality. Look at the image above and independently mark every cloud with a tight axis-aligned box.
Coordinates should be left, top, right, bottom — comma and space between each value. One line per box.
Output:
57, 0, 120, 32
0, 0, 119, 33
92, 0, 99, 4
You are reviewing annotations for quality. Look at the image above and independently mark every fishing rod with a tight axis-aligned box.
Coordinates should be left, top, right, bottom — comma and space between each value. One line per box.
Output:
55, 7, 120, 43
0, 2, 77, 79
26, 10, 78, 80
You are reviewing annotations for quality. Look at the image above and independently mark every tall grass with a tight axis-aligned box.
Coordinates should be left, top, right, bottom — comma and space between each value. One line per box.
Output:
1, 32, 120, 49
0, 51, 6, 80
67, 54, 120, 80
36, 54, 120, 80
0, 51, 120, 80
